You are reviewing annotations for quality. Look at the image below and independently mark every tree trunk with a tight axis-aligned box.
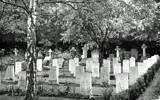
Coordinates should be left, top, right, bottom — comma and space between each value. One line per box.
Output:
24, 0, 37, 100
98, 43, 106, 67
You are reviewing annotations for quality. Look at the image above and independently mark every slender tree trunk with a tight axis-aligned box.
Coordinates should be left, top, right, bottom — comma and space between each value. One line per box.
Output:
24, 0, 37, 100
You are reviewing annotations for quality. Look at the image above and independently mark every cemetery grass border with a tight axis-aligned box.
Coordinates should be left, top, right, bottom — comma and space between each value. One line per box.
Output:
103, 59, 160, 100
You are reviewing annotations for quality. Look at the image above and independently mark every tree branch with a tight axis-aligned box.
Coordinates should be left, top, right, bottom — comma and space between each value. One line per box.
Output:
0, 0, 29, 14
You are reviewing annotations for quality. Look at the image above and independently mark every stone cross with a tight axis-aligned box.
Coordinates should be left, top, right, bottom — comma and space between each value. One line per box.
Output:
14, 48, 18, 56
141, 44, 147, 58
115, 46, 120, 58
48, 49, 52, 57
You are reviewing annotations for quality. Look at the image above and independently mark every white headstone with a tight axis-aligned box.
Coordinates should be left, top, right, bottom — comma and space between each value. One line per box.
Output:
36, 59, 42, 71
113, 63, 121, 74
113, 58, 119, 63
137, 62, 145, 77
129, 57, 136, 67
76, 66, 85, 81
100, 66, 110, 83
123, 60, 130, 73
91, 49, 99, 58
80, 72, 92, 96
18, 71, 26, 89
58, 58, 64, 68
15, 61, 22, 75
49, 59, 59, 84
86, 58, 93, 72
4, 65, 15, 80
91, 62, 99, 77
74, 57, 79, 66
129, 67, 138, 85
69, 59, 76, 76
103, 59, 110, 72
115, 73, 129, 93
52, 59, 59, 68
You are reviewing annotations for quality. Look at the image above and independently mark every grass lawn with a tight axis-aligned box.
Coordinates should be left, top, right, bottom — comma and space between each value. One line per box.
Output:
0, 95, 83, 100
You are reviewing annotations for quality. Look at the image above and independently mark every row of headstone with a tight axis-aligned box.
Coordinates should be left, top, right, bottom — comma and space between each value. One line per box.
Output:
115, 55, 159, 93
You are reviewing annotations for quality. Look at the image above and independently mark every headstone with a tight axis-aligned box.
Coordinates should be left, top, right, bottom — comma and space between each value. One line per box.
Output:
122, 60, 130, 73
100, 66, 110, 83
129, 57, 136, 67
86, 58, 93, 72
15, 61, 22, 75
130, 49, 138, 60
76, 66, 85, 80
80, 72, 92, 96
91, 49, 99, 58
4, 65, 15, 80
115, 73, 129, 93
137, 62, 145, 77
103, 59, 110, 71
69, 59, 76, 76
113, 58, 119, 63
58, 58, 64, 68
129, 67, 138, 85
141, 44, 147, 58
36, 59, 42, 71
74, 57, 79, 66
49, 59, 59, 84
113, 63, 121, 74
18, 71, 26, 89
91, 62, 99, 77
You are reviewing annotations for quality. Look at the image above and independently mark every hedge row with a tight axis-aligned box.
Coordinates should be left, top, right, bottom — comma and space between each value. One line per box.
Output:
103, 59, 160, 100
138, 67, 160, 100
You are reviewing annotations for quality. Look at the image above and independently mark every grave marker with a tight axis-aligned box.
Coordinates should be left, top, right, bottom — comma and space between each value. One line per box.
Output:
92, 62, 99, 77
69, 59, 76, 76
129, 57, 136, 67
80, 72, 92, 96
123, 60, 130, 73
141, 44, 147, 58
129, 67, 138, 85
15, 61, 22, 75
86, 58, 93, 72
137, 62, 145, 77
36, 59, 42, 71
100, 66, 110, 83
4, 65, 15, 80
49, 59, 59, 84
18, 71, 26, 89
115, 73, 129, 93
113, 63, 121, 74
